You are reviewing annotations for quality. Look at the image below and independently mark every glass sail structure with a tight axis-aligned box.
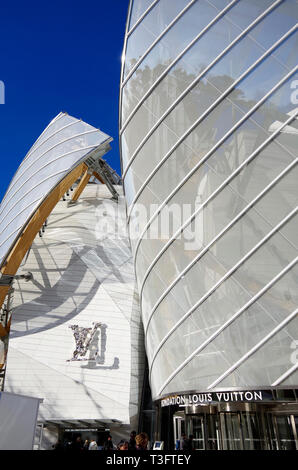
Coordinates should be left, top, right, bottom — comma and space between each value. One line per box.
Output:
0, 112, 112, 268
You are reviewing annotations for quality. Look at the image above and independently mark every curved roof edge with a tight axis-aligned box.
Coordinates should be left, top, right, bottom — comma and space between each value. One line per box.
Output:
0, 113, 114, 306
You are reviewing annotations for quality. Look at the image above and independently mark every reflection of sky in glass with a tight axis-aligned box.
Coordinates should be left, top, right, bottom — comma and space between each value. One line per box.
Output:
126, 0, 297, 86
125, 0, 189, 77
126, 0, 217, 75
121, 0, 298, 399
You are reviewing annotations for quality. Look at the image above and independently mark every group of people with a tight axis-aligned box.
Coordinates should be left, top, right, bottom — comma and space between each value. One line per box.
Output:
114, 431, 149, 451
53, 431, 149, 451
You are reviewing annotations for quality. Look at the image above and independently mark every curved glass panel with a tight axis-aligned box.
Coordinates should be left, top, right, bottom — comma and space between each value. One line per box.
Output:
161, 311, 298, 397
121, 0, 282, 169
131, 71, 297, 283
152, 234, 298, 396
145, 169, 298, 360
0, 113, 111, 267
140, 136, 298, 318
120, 0, 298, 400
126, 37, 297, 220
124, 0, 190, 79
128, 0, 157, 32
122, 0, 220, 124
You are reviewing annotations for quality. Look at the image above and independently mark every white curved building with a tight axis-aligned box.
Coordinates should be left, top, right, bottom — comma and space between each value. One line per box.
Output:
120, 0, 298, 450
0, 113, 145, 448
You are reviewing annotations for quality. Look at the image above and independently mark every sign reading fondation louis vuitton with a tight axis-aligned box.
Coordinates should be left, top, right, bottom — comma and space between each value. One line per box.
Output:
161, 390, 272, 407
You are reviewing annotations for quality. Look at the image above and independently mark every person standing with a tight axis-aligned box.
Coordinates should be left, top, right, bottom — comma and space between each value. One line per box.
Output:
88, 439, 98, 450
119, 441, 129, 450
83, 439, 90, 451
135, 432, 149, 451
128, 431, 137, 450
181, 434, 189, 451
182, 434, 194, 451
72, 436, 83, 451
104, 434, 114, 451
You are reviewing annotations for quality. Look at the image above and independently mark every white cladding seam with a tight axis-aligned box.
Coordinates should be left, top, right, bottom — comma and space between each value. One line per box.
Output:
0, 148, 99, 244
0, 114, 112, 268
0, 130, 101, 219
127, 0, 160, 37
207, 308, 298, 389
156, 256, 298, 397
149, 207, 298, 384
126, 28, 297, 225
120, 0, 240, 134
272, 363, 298, 386
143, 112, 298, 338
121, 0, 284, 178
139, 108, 298, 310
122, 0, 197, 87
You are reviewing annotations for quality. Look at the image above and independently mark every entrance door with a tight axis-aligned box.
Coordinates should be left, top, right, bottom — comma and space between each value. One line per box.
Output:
206, 414, 221, 450
274, 415, 297, 450
173, 413, 185, 449
188, 415, 205, 450
220, 413, 243, 450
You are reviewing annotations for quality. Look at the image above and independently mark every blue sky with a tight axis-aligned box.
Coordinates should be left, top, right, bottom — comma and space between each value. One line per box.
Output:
0, 0, 129, 201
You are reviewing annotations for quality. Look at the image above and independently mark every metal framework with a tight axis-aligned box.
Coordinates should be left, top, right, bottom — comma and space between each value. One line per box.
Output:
157, 256, 298, 396
120, 0, 298, 400
149, 208, 298, 384
144, 113, 298, 339
208, 307, 298, 389
122, 0, 196, 87
127, 0, 160, 38
127, 31, 297, 227
121, 0, 283, 179
120, 0, 240, 134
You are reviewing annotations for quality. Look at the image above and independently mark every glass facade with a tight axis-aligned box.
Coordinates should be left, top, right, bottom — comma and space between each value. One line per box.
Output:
120, 0, 298, 414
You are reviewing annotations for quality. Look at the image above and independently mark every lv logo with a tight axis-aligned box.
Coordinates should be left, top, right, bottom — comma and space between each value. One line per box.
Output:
67, 322, 101, 361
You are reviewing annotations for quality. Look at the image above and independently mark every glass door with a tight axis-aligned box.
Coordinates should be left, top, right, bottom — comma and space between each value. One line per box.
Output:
274, 415, 296, 450
173, 414, 185, 449
240, 412, 266, 450
189, 415, 206, 450
220, 413, 243, 450
291, 415, 298, 450
206, 414, 221, 450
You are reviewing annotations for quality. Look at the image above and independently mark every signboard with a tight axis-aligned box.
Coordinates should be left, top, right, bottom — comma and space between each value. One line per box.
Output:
161, 390, 274, 407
